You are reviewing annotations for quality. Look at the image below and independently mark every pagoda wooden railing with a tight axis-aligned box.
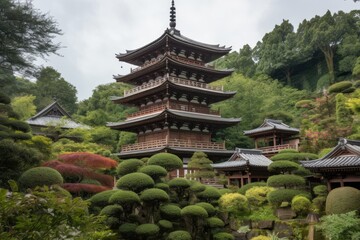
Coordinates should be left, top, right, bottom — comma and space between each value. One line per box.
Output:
124, 77, 223, 97
127, 101, 219, 119
121, 139, 225, 152
258, 144, 297, 154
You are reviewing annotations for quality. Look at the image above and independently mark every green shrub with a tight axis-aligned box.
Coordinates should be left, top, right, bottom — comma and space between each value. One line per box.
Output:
219, 188, 232, 195
116, 159, 143, 176
80, 178, 101, 185
342, 86, 355, 93
18, 167, 63, 189
250, 236, 270, 240
139, 165, 167, 180
268, 160, 299, 173
213, 232, 235, 240
312, 196, 326, 214
206, 217, 224, 228
7, 119, 30, 132
99, 204, 123, 217
219, 193, 248, 214
140, 188, 169, 203
167, 230, 191, 240
295, 100, 314, 109
168, 178, 190, 188
278, 149, 299, 154
135, 223, 160, 237
267, 189, 310, 207
89, 189, 117, 207
0, 93, 11, 104
147, 153, 183, 172
267, 174, 305, 188
160, 204, 182, 220
270, 152, 318, 162
195, 202, 216, 216
116, 172, 154, 192
158, 219, 173, 230
291, 195, 311, 216
181, 205, 208, 218
313, 185, 328, 196
154, 183, 170, 191
318, 148, 332, 158
109, 190, 140, 206
197, 186, 221, 202
238, 182, 267, 195
326, 187, 360, 214
328, 81, 353, 94
245, 186, 275, 206
189, 182, 206, 193
119, 223, 138, 236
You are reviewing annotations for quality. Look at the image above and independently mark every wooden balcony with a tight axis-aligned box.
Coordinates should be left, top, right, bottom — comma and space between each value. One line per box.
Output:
121, 139, 225, 152
123, 76, 224, 97
258, 144, 297, 154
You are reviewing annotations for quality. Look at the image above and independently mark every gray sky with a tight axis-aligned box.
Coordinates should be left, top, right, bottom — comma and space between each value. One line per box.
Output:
32, 0, 358, 101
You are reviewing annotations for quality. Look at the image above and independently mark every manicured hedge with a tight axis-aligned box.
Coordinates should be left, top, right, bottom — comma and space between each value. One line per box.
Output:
167, 230, 191, 240
109, 190, 140, 205
99, 204, 123, 216
195, 202, 216, 216
158, 219, 173, 230
326, 187, 360, 214
267, 174, 305, 188
295, 99, 314, 109
267, 189, 310, 207
80, 178, 101, 185
116, 172, 154, 192
291, 195, 311, 216
238, 182, 267, 195
140, 188, 169, 202
89, 189, 118, 207
116, 159, 143, 176
206, 217, 224, 228
160, 204, 182, 220
189, 182, 206, 192
219, 188, 232, 195
271, 152, 318, 162
6, 119, 30, 132
213, 232, 234, 240
197, 186, 221, 202
168, 178, 190, 188
119, 223, 138, 235
138, 165, 167, 180
18, 167, 63, 189
154, 183, 170, 191
268, 160, 299, 173
147, 153, 183, 171
313, 185, 328, 196
328, 81, 353, 93
181, 205, 208, 218
135, 223, 160, 237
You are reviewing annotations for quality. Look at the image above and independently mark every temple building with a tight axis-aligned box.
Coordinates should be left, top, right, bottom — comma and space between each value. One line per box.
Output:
108, 1, 240, 161
27, 101, 88, 139
301, 138, 360, 190
244, 119, 300, 157
212, 148, 272, 187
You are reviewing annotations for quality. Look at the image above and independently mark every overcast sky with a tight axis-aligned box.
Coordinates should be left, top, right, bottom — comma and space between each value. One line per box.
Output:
32, 0, 358, 101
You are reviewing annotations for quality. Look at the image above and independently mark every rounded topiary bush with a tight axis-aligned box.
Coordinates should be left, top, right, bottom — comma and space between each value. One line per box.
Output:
181, 205, 208, 218
195, 202, 216, 216
206, 217, 224, 228
291, 195, 311, 216
0, 92, 11, 104
213, 232, 235, 240
160, 204, 182, 220
325, 187, 360, 214
270, 152, 318, 162
267, 174, 305, 188
268, 160, 299, 173
167, 230, 191, 240
116, 159, 144, 176
18, 167, 63, 189
147, 153, 183, 172
99, 204, 123, 217
104, 216, 120, 229
109, 190, 140, 206
89, 189, 118, 207
250, 236, 270, 240
119, 223, 138, 236
197, 186, 221, 202
245, 186, 275, 206
313, 185, 328, 196
328, 81, 353, 94
140, 188, 169, 203
154, 183, 170, 191
158, 219, 173, 230
116, 172, 154, 192
189, 182, 206, 193
295, 100, 314, 109
219, 193, 248, 214
135, 223, 160, 237
238, 182, 267, 195
80, 178, 101, 185
219, 188, 232, 195
168, 178, 190, 188
267, 189, 309, 207
139, 165, 167, 180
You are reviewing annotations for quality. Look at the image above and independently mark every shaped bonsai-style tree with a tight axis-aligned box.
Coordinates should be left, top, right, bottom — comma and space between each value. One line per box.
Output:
186, 151, 215, 181
18, 167, 63, 189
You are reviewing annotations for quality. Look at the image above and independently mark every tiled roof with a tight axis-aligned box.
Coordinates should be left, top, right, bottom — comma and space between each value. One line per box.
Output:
301, 139, 360, 169
244, 119, 299, 135
212, 148, 272, 169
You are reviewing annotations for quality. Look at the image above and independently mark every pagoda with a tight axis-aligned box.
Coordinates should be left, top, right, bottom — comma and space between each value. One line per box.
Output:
108, 1, 240, 161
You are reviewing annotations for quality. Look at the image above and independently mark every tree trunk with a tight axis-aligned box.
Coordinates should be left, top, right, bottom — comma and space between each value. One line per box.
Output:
320, 45, 335, 83
283, 68, 292, 85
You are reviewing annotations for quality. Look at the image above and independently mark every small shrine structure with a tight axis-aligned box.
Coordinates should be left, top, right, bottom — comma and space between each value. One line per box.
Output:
301, 138, 360, 190
244, 119, 300, 157
212, 148, 272, 187
108, 1, 240, 161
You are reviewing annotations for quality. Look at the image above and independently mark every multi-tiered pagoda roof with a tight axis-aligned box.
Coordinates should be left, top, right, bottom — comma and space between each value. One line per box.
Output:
108, 1, 240, 160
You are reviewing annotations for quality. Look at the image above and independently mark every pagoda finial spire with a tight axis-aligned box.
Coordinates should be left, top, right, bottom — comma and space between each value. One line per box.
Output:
169, 0, 176, 29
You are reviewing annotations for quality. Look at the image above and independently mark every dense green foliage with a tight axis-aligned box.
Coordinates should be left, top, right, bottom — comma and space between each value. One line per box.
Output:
213, 232, 235, 240
291, 195, 311, 216
186, 152, 215, 179
139, 165, 168, 181
116, 172, 155, 192
135, 223, 160, 237
89, 190, 118, 208
167, 230, 192, 240
328, 81, 353, 94
195, 202, 217, 216
268, 160, 300, 173
148, 153, 183, 172
267, 189, 310, 207
116, 159, 144, 176
140, 188, 169, 203
270, 152, 318, 162
267, 174, 305, 188
219, 193, 248, 214
160, 204, 182, 221
238, 182, 267, 195
325, 187, 360, 214
18, 167, 63, 189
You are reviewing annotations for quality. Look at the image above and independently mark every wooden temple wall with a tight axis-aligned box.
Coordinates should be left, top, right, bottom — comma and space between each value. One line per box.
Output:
137, 129, 211, 143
